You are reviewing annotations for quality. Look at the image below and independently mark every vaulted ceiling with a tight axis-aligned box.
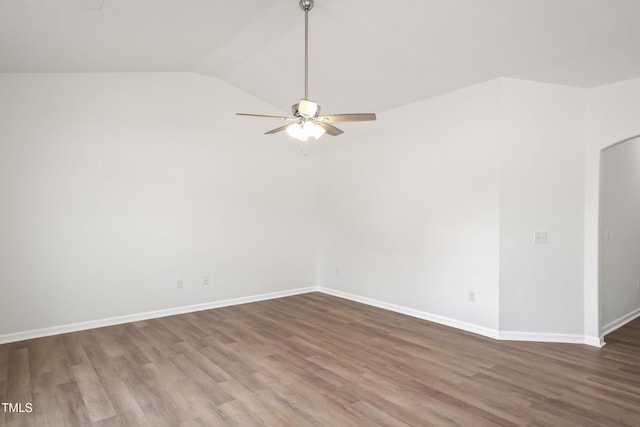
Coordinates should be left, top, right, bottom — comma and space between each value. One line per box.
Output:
2, 0, 640, 114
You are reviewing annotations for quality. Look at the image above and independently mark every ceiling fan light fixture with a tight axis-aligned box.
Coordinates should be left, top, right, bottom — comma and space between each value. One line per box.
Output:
286, 123, 306, 141
308, 121, 326, 139
286, 120, 326, 141
235, 0, 376, 146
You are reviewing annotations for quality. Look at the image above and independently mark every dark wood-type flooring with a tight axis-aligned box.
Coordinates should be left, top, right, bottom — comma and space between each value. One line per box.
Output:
1, 292, 639, 426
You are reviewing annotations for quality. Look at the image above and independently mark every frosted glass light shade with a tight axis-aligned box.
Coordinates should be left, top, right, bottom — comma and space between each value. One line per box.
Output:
303, 121, 325, 139
287, 121, 325, 141
286, 123, 307, 141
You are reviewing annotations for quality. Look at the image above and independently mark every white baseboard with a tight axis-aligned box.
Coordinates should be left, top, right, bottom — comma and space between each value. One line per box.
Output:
584, 335, 606, 347
317, 287, 500, 340
2, 285, 606, 348
318, 286, 603, 347
0, 286, 316, 345
601, 307, 640, 337
498, 331, 595, 346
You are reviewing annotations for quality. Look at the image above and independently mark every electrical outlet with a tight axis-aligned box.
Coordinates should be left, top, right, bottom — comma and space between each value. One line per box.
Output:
534, 231, 547, 244
176, 279, 183, 289
468, 291, 477, 302
203, 276, 210, 286
79, 0, 106, 10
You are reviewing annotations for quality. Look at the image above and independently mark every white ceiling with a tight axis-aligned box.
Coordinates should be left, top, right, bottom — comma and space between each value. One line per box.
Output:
2, 0, 640, 114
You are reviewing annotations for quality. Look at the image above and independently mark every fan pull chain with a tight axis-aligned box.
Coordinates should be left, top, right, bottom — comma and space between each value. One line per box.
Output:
299, 139, 309, 156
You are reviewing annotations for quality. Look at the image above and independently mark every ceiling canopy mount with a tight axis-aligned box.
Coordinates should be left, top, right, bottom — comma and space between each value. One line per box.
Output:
299, 0, 314, 12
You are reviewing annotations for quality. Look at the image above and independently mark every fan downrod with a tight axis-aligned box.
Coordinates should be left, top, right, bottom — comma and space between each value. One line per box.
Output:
300, 0, 314, 12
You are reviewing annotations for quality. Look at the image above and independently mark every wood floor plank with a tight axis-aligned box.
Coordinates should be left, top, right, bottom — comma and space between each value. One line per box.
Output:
253, 387, 324, 427
71, 363, 117, 422
5, 347, 32, 406
0, 343, 8, 383
0, 381, 5, 427
55, 381, 92, 426
61, 331, 92, 367
91, 364, 150, 426
168, 353, 233, 405
31, 371, 61, 422
349, 400, 412, 427
1, 293, 640, 426
112, 356, 185, 425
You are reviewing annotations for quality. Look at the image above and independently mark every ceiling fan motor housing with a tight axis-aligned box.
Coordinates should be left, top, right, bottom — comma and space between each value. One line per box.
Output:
293, 99, 320, 118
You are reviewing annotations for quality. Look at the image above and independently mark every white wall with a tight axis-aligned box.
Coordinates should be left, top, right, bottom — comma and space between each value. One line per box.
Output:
585, 77, 640, 338
4, 72, 639, 344
317, 78, 590, 339
317, 80, 502, 330
316, 77, 640, 341
0, 72, 319, 336
499, 79, 586, 334
600, 137, 640, 328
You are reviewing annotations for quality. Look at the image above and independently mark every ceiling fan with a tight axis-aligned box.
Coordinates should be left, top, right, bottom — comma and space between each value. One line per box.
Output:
236, 0, 376, 143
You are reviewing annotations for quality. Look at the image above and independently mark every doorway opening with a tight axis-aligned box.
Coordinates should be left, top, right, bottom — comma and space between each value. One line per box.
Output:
599, 135, 640, 335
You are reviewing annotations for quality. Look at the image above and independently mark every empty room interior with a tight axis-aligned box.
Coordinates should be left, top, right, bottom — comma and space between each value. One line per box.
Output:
1, 0, 640, 425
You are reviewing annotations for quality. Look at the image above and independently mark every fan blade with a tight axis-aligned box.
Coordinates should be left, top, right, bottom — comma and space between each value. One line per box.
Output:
315, 121, 344, 136
265, 123, 296, 135
236, 113, 296, 121
317, 113, 376, 122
